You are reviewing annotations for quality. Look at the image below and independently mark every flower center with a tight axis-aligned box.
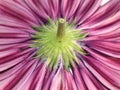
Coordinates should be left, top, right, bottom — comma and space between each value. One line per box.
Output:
31, 17, 88, 70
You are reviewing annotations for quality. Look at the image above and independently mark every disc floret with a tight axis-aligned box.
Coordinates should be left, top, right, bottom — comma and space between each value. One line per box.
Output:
31, 18, 88, 70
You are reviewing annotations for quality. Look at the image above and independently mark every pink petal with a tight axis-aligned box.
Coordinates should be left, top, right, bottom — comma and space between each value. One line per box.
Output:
83, 46, 120, 70
0, 48, 35, 65
76, 0, 102, 24
81, 46, 120, 89
24, 0, 49, 21
80, 0, 120, 29
0, 0, 38, 25
86, 41, 120, 58
47, 0, 59, 20
22, 62, 46, 90
0, 60, 37, 90
85, 28, 120, 41
82, 55, 120, 90
73, 65, 87, 90
42, 68, 58, 90
50, 67, 62, 90
65, 70, 78, 90
66, 0, 81, 19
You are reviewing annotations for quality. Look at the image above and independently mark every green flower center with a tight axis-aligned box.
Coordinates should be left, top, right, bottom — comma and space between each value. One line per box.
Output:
31, 17, 88, 70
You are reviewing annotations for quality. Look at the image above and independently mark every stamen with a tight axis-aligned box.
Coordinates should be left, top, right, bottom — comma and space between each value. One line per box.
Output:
57, 18, 66, 40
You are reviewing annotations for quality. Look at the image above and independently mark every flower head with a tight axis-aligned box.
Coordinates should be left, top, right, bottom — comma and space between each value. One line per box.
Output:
0, 0, 120, 90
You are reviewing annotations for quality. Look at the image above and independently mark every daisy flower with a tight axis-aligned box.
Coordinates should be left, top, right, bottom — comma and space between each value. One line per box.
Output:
0, 0, 120, 90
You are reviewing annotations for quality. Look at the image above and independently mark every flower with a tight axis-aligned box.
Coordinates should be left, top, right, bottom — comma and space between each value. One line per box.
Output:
0, 0, 120, 90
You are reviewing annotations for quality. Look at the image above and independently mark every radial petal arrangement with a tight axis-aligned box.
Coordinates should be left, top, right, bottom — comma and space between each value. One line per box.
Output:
0, 0, 120, 90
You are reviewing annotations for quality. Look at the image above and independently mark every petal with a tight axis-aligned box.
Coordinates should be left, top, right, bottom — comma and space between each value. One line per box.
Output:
50, 67, 62, 90
61, 0, 81, 19
0, 38, 30, 45
47, 0, 60, 20
74, 61, 106, 90
81, 11, 120, 29
85, 28, 120, 41
65, 69, 78, 90
21, 62, 46, 90
0, 48, 35, 67
83, 46, 120, 70
0, 0, 38, 25
0, 60, 37, 90
73, 65, 87, 90
0, 18, 35, 33
80, 0, 120, 30
42, 68, 58, 90
81, 55, 120, 90
82, 47, 120, 89
86, 41, 120, 58
24, 0, 49, 22
82, 11, 120, 35
76, 0, 102, 24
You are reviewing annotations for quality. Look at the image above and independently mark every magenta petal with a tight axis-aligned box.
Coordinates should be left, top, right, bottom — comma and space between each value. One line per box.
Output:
65, 69, 78, 90
47, 0, 59, 20
0, 60, 37, 90
83, 46, 120, 70
85, 28, 120, 41
82, 55, 120, 90
0, 59, 27, 81
0, 0, 120, 90
80, 0, 120, 29
50, 67, 62, 90
0, 48, 35, 66
0, 0, 38, 25
0, 19, 36, 33
66, 0, 81, 19
76, 0, 102, 24
60, 0, 70, 18
81, 11, 120, 29
73, 65, 87, 90
84, 20, 120, 35
0, 33, 29, 38
86, 41, 120, 58
21, 62, 46, 90
0, 38, 30, 45
82, 46, 120, 89
0, 49, 19, 59
42, 68, 58, 90
24, 0, 49, 21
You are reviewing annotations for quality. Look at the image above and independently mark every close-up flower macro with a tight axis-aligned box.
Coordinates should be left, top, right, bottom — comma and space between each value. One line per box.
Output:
0, 0, 120, 90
